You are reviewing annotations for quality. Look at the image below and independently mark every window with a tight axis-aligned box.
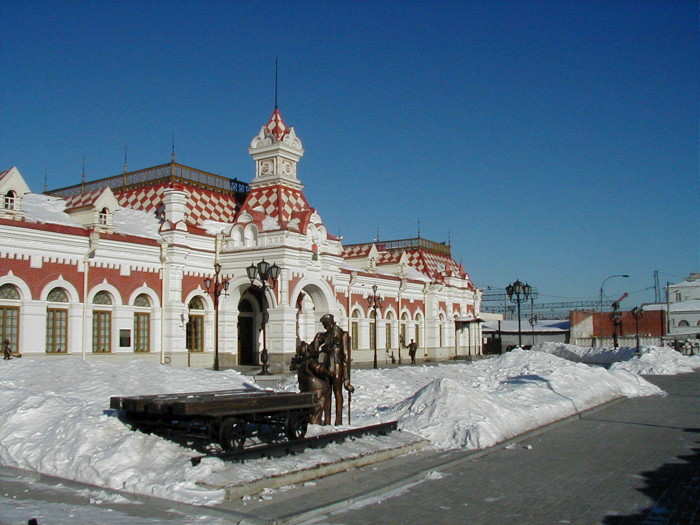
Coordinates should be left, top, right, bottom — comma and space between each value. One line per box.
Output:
385, 312, 394, 350
400, 312, 408, 345
133, 293, 151, 352
439, 314, 445, 347
187, 296, 205, 352
351, 310, 360, 350
98, 207, 109, 225
0, 284, 20, 353
3, 191, 16, 210
92, 291, 113, 353
46, 287, 68, 353
678, 320, 690, 327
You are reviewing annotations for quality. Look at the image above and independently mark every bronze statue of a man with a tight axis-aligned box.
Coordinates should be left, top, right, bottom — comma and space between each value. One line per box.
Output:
292, 341, 331, 425
312, 313, 354, 425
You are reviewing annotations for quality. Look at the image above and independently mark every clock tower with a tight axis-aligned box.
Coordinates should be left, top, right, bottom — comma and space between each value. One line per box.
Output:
248, 107, 304, 190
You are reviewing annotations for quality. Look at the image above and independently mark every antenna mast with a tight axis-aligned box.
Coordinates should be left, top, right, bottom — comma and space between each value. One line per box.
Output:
275, 57, 279, 109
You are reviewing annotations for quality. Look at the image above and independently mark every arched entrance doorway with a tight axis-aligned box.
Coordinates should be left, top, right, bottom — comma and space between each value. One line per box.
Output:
293, 283, 333, 346
237, 297, 257, 365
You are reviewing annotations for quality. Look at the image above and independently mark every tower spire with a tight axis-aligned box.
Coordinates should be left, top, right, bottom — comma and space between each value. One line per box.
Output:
123, 145, 128, 173
171, 134, 176, 163
275, 57, 279, 109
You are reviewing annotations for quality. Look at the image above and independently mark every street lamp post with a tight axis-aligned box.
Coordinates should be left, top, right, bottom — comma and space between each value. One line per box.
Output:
506, 280, 532, 348
599, 274, 629, 311
529, 314, 538, 347
368, 284, 383, 369
203, 262, 230, 371
610, 300, 623, 349
631, 306, 644, 354
246, 259, 281, 375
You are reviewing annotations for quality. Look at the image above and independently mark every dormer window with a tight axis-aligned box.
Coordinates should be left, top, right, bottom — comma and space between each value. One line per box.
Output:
4, 191, 16, 210
98, 207, 109, 226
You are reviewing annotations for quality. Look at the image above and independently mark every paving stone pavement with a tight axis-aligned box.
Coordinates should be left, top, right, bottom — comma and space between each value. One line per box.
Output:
218, 371, 699, 525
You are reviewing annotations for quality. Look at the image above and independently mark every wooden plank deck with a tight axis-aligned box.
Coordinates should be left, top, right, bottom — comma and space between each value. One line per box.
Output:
110, 389, 316, 418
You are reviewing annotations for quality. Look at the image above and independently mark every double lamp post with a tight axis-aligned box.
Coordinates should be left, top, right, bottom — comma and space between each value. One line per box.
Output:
203, 262, 230, 371
247, 259, 281, 375
506, 279, 532, 348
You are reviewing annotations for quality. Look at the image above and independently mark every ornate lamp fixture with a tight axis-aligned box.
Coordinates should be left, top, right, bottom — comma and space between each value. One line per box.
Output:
506, 279, 532, 348
367, 284, 383, 369
203, 262, 230, 371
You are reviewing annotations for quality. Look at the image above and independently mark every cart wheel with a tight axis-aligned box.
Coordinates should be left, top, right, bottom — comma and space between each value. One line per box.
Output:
219, 417, 246, 451
285, 413, 309, 440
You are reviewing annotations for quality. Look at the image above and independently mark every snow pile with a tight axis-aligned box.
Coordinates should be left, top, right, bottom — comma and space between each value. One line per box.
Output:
530, 341, 638, 364
112, 207, 160, 238
531, 341, 700, 374
611, 345, 700, 375
0, 347, 677, 504
21, 193, 81, 227
337, 349, 660, 450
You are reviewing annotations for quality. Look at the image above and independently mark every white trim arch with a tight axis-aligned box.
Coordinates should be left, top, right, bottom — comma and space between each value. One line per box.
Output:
0, 275, 31, 300
127, 286, 161, 308
87, 283, 123, 306
289, 278, 335, 315
40, 280, 80, 303
243, 223, 258, 247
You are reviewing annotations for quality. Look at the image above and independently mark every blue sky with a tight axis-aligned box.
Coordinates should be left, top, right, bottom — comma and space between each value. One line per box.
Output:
2, 1, 697, 307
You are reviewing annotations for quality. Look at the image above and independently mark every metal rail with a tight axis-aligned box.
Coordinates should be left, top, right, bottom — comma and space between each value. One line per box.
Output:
190, 420, 399, 465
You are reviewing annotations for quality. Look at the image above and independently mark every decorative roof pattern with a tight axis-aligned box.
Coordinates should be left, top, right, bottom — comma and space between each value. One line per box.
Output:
237, 185, 311, 227
265, 108, 291, 141
343, 243, 373, 258
63, 189, 105, 211
342, 241, 466, 282
116, 184, 238, 226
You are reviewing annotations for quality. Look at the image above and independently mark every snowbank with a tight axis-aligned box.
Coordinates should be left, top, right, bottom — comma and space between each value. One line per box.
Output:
531, 341, 700, 374
0, 348, 672, 505
530, 341, 637, 363
611, 345, 700, 375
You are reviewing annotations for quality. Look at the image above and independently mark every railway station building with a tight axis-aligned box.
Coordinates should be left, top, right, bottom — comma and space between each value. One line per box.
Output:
0, 108, 483, 371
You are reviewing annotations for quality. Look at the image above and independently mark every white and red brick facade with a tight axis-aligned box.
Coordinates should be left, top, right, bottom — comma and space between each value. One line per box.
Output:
0, 108, 483, 369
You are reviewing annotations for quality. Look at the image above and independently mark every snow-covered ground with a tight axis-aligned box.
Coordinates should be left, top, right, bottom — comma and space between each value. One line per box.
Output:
0, 345, 698, 510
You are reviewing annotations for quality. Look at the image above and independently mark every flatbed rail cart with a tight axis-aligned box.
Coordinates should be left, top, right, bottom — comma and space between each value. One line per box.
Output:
110, 389, 316, 451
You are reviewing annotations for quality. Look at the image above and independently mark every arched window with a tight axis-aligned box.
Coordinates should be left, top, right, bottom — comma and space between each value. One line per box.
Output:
0, 283, 20, 354
351, 310, 361, 350
4, 191, 16, 210
678, 320, 690, 327
385, 311, 395, 350
414, 312, 423, 347
46, 287, 69, 353
400, 312, 409, 345
439, 313, 445, 347
133, 293, 152, 353
187, 296, 205, 352
92, 291, 113, 353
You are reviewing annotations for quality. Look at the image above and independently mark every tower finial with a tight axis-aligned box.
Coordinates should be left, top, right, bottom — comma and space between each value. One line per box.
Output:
171, 134, 176, 163
417, 219, 421, 239
44, 167, 48, 193
123, 145, 128, 173
275, 57, 279, 109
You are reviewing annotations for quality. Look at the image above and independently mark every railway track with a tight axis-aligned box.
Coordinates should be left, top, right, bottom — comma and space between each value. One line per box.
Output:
190, 420, 399, 465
